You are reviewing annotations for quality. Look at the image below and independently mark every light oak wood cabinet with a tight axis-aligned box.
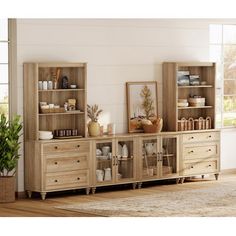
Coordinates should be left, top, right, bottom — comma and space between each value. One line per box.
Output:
163, 62, 216, 132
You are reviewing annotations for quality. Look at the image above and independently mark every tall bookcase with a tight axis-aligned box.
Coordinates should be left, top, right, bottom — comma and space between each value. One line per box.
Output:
23, 62, 87, 140
162, 62, 216, 131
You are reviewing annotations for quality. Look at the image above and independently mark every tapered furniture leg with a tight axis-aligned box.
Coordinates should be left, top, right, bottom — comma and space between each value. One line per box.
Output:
201, 175, 204, 179
132, 183, 137, 189
180, 178, 185, 184
86, 188, 90, 195
138, 182, 142, 189
91, 187, 96, 194
176, 178, 180, 184
26, 190, 32, 198
40, 192, 46, 200
215, 173, 219, 180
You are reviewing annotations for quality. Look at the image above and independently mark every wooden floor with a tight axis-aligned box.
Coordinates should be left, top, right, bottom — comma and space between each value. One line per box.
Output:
0, 173, 235, 217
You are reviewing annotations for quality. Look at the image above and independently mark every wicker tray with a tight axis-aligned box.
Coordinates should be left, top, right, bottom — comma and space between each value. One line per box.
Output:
40, 107, 65, 114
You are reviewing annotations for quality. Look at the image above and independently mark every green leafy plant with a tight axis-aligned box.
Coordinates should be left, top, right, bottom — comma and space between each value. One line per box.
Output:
0, 114, 23, 176
140, 85, 154, 120
87, 104, 103, 122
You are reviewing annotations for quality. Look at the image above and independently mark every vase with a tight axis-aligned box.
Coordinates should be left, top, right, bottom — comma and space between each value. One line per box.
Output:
0, 176, 16, 203
88, 121, 100, 137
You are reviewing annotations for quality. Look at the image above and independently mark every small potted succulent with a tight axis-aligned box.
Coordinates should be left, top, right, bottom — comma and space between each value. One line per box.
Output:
87, 104, 103, 137
0, 114, 22, 203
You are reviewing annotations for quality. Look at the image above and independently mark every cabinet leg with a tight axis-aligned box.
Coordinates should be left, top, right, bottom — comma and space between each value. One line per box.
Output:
175, 178, 180, 184
85, 188, 90, 195
180, 178, 185, 184
40, 192, 47, 200
215, 173, 219, 180
27, 190, 32, 198
138, 182, 142, 189
132, 183, 137, 189
91, 187, 96, 194
201, 175, 204, 179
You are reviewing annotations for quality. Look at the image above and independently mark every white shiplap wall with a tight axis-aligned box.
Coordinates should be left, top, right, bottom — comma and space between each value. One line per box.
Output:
16, 19, 211, 191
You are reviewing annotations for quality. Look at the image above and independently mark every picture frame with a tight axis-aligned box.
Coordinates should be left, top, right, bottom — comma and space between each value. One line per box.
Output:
126, 81, 158, 133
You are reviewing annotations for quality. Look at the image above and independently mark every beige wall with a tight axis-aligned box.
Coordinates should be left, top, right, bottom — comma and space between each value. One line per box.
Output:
16, 19, 236, 192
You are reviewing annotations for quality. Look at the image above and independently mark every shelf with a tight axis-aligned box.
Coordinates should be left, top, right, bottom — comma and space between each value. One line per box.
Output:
178, 106, 213, 110
39, 110, 84, 116
38, 89, 85, 92
178, 85, 213, 88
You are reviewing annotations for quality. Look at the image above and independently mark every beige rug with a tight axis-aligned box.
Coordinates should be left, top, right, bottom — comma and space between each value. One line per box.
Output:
57, 181, 236, 217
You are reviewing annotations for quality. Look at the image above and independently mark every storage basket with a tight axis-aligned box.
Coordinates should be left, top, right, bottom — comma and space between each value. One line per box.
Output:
0, 176, 15, 203
143, 119, 163, 133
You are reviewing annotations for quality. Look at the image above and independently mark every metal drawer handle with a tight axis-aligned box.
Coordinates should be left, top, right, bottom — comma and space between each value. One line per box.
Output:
54, 179, 58, 182
189, 150, 194, 153
54, 146, 58, 149
77, 177, 80, 180
208, 164, 212, 167
208, 149, 212, 152
77, 160, 80, 163
191, 166, 194, 168
77, 145, 80, 148
54, 162, 58, 165
190, 136, 194, 139
208, 135, 212, 138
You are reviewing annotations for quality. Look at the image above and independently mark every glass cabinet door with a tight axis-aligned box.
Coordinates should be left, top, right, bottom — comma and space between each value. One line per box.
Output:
95, 140, 114, 185
116, 139, 135, 182
160, 137, 178, 177
141, 138, 159, 179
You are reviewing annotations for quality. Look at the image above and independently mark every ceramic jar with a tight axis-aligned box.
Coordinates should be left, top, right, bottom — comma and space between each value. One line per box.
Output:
88, 121, 100, 137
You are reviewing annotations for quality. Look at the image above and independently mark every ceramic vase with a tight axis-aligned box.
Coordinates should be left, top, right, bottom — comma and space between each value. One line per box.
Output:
88, 121, 100, 137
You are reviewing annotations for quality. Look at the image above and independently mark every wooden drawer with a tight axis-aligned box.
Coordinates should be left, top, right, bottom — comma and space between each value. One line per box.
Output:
46, 153, 88, 172
183, 160, 218, 176
45, 170, 89, 190
183, 143, 219, 160
183, 132, 220, 143
43, 141, 90, 154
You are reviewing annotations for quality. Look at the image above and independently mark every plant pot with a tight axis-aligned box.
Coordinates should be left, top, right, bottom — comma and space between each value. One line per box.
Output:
88, 121, 100, 137
0, 176, 15, 203
143, 119, 163, 133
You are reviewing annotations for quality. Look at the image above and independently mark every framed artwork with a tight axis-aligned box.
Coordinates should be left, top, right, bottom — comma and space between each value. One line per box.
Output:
126, 81, 158, 133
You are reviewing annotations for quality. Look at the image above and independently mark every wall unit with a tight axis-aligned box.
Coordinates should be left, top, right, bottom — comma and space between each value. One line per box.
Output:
24, 62, 87, 140
162, 62, 216, 132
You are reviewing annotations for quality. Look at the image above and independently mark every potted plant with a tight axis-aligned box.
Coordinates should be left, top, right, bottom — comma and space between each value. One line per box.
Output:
0, 114, 22, 203
87, 104, 103, 137
140, 85, 163, 133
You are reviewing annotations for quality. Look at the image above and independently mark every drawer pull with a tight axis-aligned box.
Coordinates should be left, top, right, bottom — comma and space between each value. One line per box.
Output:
54, 162, 58, 165
189, 137, 194, 140
77, 160, 80, 163
208, 149, 212, 152
54, 179, 58, 183
208, 135, 212, 138
191, 166, 194, 168
54, 146, 58, 149
208, 164, 212, 167
77, 145, 80, 148
77, 177, 80, 180
189, 150, 194, 153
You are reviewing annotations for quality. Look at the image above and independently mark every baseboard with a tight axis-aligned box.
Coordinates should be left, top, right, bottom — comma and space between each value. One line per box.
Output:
221, 168, 236, 174
15, 191, 26, 199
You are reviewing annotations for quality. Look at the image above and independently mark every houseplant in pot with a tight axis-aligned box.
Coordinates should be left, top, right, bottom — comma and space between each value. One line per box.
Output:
87, 104, 103, 137
140, 85, 163, 133
0, 114, 22, 203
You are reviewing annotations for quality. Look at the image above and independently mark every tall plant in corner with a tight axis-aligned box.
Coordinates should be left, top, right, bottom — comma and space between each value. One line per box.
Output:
0, 114, 22, 202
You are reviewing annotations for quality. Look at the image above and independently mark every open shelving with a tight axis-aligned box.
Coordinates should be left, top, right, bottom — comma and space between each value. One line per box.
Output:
162, 62, 216, 131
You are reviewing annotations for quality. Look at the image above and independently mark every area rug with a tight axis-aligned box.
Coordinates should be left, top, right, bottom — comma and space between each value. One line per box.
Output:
56, 181, 236, 217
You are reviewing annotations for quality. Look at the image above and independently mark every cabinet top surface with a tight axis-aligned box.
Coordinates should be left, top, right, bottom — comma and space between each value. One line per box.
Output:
32, 129, 221, 143
24, 62, 87, 67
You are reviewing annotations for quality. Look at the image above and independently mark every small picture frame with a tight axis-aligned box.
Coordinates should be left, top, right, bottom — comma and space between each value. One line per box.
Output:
126, 81, 158, 133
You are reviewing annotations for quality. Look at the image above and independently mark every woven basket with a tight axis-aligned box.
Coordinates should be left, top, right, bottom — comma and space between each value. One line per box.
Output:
0, 176, 15, 203
143, 119, 163, 133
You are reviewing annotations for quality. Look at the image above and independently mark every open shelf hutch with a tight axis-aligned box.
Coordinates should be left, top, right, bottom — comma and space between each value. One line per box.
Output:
162, 62, 216, 131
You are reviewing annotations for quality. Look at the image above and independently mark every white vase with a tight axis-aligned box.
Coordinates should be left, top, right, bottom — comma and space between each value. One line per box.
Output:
122, 144, 128, 157
104, 168, 112, 181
